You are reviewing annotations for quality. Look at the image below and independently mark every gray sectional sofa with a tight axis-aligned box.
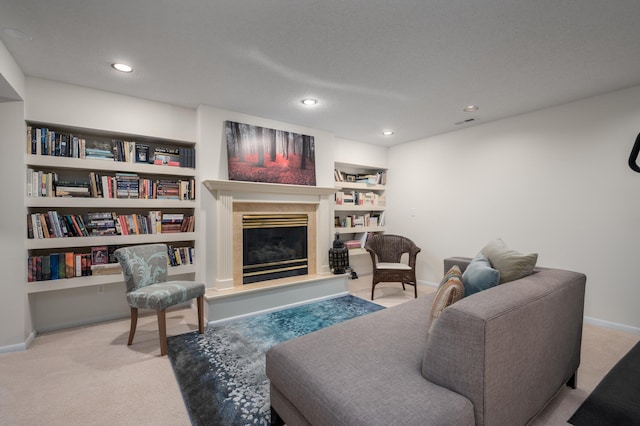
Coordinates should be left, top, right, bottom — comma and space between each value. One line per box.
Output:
266, 257, 586, 425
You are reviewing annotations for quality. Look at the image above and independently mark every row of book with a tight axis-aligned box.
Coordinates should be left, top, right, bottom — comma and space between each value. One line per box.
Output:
334, 169, 387, 185
335, 212, 384, 229
27, 244, 195, 282
335, 191, 386, 206
27, 170, 196, 200
27, 126, 196, 168
27, 211, 195, 239
168, 245, 196, 267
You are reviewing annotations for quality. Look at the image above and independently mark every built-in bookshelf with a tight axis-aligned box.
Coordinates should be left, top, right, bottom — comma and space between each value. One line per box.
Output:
333, 162, 387, 256
25, 123, 198, 294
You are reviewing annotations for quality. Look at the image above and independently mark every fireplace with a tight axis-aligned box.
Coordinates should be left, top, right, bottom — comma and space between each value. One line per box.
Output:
202, 179, 337, 291
242, 214, 308, 284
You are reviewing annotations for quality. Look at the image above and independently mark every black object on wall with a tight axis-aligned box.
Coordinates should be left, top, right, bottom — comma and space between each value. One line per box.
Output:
627, 133, 640, 173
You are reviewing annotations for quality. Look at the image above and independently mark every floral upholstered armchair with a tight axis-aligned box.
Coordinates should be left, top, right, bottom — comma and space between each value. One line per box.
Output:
114, 243, 205, 355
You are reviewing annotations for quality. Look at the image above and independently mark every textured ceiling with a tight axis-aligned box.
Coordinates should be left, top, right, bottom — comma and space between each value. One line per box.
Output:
1, 0, 639, 146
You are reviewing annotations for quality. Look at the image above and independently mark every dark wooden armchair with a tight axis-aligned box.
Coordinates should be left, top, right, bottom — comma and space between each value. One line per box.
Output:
365, 234, 421, 300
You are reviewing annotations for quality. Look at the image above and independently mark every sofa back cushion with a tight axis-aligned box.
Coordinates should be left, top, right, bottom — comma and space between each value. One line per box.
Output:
481, 238, 538, 283
461, 254, 500, 296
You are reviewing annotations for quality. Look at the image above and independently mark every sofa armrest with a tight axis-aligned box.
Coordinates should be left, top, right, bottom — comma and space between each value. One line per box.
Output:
443, 256, 473, 273
422, 267, 586, 426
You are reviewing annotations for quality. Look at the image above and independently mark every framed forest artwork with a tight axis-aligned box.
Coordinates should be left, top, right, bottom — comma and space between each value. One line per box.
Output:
225, 121, 316, 186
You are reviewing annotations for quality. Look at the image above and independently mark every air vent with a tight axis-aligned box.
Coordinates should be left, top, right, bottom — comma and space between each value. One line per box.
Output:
455, 118, 476, 126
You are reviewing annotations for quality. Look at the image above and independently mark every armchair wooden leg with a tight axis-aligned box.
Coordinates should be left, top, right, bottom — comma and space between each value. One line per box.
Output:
413, 283, 418, 298
128, 307, 138, 346
158, 309, 168, 356
197, 295, 205, 334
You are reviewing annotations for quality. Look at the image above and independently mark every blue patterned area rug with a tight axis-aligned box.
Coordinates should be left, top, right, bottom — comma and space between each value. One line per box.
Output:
167, 294, 384, 426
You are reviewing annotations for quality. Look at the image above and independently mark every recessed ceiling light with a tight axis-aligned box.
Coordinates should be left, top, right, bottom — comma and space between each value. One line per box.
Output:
463, 105, 478, 112
111, 63, 133, 73
382, 130, 394, 136
301, 99, 317, 106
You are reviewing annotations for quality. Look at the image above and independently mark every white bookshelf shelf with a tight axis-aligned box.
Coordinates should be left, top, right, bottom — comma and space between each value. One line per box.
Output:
26, 232, 197, 250
26, 263, 196, 294
335, 182, 385, 191
26, 154, 196, 177
348, 247, 368, 256
334, 205, 385, 212
335, 226, 385, 234
26, 197, 196, 209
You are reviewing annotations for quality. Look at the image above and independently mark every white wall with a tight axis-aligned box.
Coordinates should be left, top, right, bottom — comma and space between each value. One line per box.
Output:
388, 85, 640, 331
0, 39, 30, 351
26, 78, 196, 142
334, 137, 389, 170
0, 38, 25, 101
0, 101, 32, 350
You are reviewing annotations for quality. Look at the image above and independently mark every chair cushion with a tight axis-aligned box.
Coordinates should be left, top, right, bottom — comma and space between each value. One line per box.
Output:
376, 262, 412, 270
462, 253, 500, 296
429, 266, 464, 334
481, 238, 538, 283
126, 281, 205, 310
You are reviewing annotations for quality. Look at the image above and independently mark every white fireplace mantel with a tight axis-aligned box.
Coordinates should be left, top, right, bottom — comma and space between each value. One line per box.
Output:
203, 180, 337, 291
203, 179, 337, 196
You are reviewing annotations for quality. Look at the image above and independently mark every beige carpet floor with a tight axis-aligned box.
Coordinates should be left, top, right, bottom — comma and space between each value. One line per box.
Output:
1, 277, 637, 426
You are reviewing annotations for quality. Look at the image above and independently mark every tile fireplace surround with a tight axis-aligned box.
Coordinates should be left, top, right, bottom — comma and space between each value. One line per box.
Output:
203, 180, 346, 322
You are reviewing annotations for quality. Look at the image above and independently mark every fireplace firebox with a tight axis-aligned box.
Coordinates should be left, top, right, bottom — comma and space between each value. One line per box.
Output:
242, 214, 308, 284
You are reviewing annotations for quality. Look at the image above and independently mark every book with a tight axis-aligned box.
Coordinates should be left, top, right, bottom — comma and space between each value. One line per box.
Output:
65, 252, 75, 278
27, 215, 34, 239
42, 256, 51, 281
149, 210, 162, 234
75, 254, 82, 277
27, 256, 34, 282
91, 246, 109, 265
153, 146, 181, 165
36, 256, 42, 281
344, 240, 361, 249
135, 144, 150, 163
50, 253, 59, 280
90, 263, 121, 276
58, 254, 66, 279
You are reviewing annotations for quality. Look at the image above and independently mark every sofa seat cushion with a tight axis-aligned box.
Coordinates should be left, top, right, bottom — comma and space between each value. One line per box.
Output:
266, 296, 475, 426
126, 281, 205, 310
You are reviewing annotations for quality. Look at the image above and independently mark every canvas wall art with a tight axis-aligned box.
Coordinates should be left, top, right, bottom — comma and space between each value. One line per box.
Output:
225, 121, 316, 186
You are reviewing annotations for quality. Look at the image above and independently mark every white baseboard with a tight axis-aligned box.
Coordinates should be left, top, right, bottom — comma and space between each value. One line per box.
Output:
0, 330, 36, 354
418, 280, 439, 288
584, 316, 640, 335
